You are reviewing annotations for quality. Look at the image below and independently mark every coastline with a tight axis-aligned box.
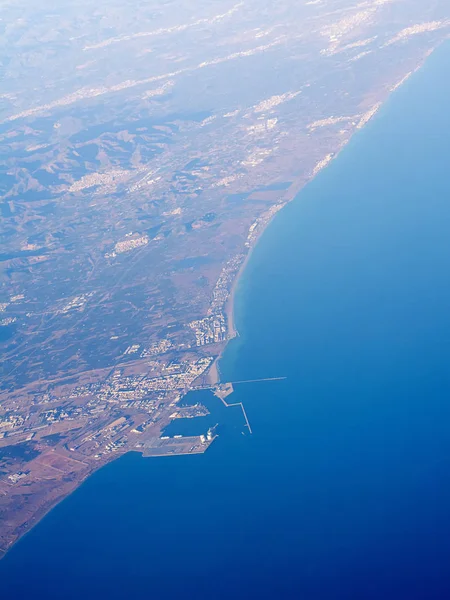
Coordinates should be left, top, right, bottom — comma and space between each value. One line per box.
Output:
5, 29, 450, 597
0, 44, 443, 562
206, 44, 441, 388
0, 459, 101, 560
205, 225, 258, 387
205, 175, 323, 388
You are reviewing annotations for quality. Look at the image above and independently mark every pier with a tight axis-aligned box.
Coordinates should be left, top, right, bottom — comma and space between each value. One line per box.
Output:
216, 394, 253, 434
195, 376, 287, 391
200, 376, 287, 435
227, 376, 287, 386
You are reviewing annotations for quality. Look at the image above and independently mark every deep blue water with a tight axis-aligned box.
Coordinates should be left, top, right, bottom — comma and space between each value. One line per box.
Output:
3, 46, 450, 599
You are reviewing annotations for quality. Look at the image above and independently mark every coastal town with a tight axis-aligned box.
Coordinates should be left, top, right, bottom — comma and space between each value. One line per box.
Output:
0, 245, 245, 556
1, 0, 450, 560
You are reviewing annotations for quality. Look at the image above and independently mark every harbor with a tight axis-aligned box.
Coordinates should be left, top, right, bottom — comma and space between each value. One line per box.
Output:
204, 377, 287, 435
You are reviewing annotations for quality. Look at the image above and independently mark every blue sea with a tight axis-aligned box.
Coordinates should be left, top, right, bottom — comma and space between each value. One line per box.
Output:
3, 45, 450, 599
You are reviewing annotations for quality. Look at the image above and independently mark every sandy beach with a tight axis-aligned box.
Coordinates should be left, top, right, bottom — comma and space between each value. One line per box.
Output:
204, 45, 440, 390
206, 162, 339, 386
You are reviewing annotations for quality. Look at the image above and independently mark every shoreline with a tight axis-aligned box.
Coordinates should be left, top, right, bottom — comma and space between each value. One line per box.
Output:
0, 459, 103, 560
0, 432, 215, 559
0, 44, 442, 562
206, 174, 316, 387
207, 44, 441, 388
207, 169, 313, 387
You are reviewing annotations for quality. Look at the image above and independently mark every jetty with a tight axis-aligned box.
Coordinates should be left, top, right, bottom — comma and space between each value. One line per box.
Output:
196, 376, 287, 435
